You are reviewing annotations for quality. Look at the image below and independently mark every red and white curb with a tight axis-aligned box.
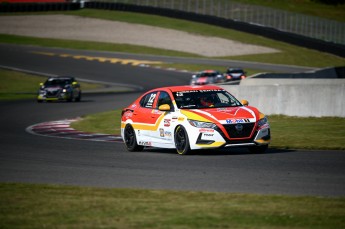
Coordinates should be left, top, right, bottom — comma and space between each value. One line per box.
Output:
26, 118, 123, 142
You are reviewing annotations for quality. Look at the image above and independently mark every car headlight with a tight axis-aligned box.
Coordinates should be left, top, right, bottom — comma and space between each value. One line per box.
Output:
188, 120, 216, 129
258, 116, 268, 127
62, 89, 67, 93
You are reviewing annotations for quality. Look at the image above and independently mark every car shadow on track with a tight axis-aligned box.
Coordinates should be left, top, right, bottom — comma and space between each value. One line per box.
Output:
143, 147, 294, 156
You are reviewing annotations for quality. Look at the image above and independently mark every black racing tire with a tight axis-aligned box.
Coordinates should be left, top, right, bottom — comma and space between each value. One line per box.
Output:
174, 125, 191, 155
75, 92, 81, 102
124, 124, 144, 152
67, 93, 73, 102
248, 144, 268, 154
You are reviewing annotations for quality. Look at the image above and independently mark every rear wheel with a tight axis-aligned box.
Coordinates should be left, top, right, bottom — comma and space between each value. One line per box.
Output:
124, 124, 144, 152
248, 145, 268, 154
174, 125, 190, 155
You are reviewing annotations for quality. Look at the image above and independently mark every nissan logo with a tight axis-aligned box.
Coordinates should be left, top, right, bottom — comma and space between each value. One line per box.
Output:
235, 124, 243, 132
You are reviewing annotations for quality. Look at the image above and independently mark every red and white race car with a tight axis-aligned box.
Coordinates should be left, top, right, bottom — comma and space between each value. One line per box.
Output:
121, 85, 270, 155
190, 70, 225, 85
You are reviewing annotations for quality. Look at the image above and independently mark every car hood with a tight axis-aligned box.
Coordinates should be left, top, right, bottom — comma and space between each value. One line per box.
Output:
42, 86, 63, 90
180, 106, 259, 124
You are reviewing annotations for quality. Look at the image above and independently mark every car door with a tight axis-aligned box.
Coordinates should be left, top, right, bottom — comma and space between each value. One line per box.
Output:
132, 91, 159, 142
149, 91, 176, 147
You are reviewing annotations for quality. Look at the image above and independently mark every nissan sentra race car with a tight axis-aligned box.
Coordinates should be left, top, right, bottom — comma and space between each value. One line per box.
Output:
190, 70, 225, 85
121, 85, 270, 155
37, 76, 81, 102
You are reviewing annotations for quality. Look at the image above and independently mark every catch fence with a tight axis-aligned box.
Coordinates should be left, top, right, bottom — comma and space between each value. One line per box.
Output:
92, 0, 345, 45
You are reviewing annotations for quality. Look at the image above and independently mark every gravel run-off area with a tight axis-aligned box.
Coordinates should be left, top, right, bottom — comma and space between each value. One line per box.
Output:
0, 15, 280, 57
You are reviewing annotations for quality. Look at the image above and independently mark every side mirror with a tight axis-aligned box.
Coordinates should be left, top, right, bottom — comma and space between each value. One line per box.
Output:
159, 104, 171, 111
241, 100, 249, 106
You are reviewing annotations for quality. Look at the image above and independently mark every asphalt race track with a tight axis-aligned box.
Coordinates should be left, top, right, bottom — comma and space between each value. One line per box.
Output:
0, 44, 344, 197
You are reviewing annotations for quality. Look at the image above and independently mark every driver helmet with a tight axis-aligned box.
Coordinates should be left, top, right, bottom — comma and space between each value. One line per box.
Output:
200, 95, 215, 107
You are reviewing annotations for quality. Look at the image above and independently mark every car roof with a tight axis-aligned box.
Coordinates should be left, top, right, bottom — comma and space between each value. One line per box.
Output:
227, 68, 244, 71
199, 70, 219, 73
47, 76, 74, 80
154, 85, 224, 93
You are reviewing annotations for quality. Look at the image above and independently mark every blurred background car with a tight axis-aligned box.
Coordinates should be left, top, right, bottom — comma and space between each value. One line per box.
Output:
224, 68, 247, 81
190, 70, 226, 85
37, 76, 81, 102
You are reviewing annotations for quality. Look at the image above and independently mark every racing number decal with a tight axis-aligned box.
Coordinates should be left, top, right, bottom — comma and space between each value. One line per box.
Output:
146, 93, 156, 108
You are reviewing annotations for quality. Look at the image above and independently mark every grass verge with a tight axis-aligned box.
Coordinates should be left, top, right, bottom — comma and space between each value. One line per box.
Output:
0, 69, 104, 100
71, 110, 345, 151
1, 183, 344, 229
235, 0, 345, 22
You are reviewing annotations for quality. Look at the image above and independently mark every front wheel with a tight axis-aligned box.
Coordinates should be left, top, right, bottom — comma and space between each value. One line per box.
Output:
75, 91, 81, 102
174, 125, 190, 155
67, 93, 73, 102
248, 145, 268, 154
124, 124, 144, 152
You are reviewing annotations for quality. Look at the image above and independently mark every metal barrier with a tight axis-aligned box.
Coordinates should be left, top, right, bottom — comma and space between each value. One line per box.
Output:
0, 2, 80, 12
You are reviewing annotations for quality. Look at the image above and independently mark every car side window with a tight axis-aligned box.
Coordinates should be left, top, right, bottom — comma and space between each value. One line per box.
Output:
140, 92, 157, 108
157, 91, 173, 110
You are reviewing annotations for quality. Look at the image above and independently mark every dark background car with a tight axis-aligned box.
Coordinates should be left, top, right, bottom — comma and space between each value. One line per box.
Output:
37, 76, 81, 102
225, 68, 247, 81
190, 70, 226, 85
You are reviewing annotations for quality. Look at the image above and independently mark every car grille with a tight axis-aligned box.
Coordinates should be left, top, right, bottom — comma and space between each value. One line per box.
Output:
46, 89, 61, 97
222, 123, 255, 139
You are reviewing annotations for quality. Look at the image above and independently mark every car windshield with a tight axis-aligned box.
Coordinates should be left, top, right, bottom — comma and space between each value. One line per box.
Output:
198, 72, 218, 78
173, 89, 242, 109
44, 78, 72, 87
227, 69, 244, 74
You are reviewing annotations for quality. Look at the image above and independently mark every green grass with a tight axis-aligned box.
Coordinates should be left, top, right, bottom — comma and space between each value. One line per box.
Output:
235, 0, 345, 22
71, 110, 123, 134
0, 69, 44, 100
269, 115, 345, 150
1, 183, 344, 229
0, 69, 103, 100
71, 111, 345, 151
